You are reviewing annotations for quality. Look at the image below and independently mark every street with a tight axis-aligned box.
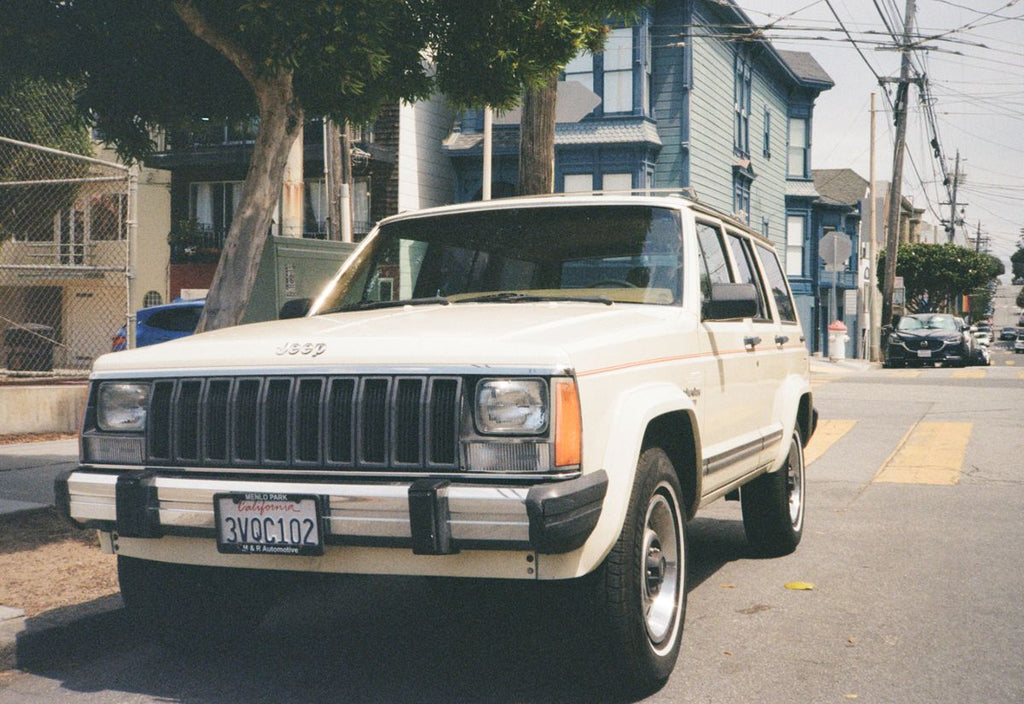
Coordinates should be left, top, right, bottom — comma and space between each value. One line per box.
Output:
2, 353, 1023, 703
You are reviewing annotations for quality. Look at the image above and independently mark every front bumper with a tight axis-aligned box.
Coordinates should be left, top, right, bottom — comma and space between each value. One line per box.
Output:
885, 339, 968, 365
55, 468, 607, 557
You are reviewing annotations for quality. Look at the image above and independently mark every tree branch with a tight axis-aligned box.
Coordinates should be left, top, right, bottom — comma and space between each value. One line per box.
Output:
171, 0, 261, 90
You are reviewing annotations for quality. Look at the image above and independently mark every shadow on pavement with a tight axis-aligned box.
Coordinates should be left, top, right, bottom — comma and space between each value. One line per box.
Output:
14, 519, 755, 703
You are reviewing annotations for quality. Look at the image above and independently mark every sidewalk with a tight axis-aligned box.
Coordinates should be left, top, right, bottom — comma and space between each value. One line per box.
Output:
809, 352, 876, 377
0, 438, 77, 517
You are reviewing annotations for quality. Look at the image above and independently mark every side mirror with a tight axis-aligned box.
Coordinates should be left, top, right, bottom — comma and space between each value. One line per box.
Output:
278, 297, 312, 320
705, 283, 759, 320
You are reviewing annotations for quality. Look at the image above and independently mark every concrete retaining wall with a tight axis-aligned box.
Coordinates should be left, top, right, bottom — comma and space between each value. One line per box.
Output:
0, 384, 87, 434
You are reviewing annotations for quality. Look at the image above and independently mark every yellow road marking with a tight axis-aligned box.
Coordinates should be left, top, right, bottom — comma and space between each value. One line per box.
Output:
887, 369, 921, 378
804, 419, 856, 465
952, 369, 985, 379
873, 422, 971, 485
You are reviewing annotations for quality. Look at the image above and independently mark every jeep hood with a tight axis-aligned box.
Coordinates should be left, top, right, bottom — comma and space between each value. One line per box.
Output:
93, 302, 690, 375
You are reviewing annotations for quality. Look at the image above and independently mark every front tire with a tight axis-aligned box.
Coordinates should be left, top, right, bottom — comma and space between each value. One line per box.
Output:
741, 428, 805, 556
592, 447, 687, 694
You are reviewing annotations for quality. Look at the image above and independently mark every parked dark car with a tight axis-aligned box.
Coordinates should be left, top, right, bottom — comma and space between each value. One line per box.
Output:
883, 313, 975, 368
112, 299, 204, 351
999, 326, 1018, 341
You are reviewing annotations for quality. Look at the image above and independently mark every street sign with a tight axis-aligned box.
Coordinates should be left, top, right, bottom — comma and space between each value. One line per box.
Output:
820, 231, 853, 272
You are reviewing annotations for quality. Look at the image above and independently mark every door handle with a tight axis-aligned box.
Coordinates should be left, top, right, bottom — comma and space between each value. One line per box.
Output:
775, 335, 789, 347
744, 336, 762, 351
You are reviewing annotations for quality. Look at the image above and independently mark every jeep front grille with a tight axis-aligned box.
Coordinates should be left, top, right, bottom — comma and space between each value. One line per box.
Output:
145, 376, 463, 471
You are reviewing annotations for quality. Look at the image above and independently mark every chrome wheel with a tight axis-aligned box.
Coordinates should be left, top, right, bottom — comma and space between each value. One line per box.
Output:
641, 485, 683, 650
786, 432, 805, 530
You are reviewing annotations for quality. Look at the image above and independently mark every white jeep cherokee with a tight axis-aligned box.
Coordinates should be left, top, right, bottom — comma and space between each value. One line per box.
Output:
58, 194, 816, 692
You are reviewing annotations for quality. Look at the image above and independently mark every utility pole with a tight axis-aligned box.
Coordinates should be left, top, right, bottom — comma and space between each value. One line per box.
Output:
944, 150, 960, 243
881, 0, 917, 326
867, 92, 881, 362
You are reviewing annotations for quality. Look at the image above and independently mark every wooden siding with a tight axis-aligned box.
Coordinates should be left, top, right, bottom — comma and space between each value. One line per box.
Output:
749, 62, 790, 251
686, 13, 736, 215
398, 95, 456, 211
651, 1, 688, 188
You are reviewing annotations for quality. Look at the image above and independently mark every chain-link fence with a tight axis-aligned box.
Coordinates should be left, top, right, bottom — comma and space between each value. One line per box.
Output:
1, 78, 132, 378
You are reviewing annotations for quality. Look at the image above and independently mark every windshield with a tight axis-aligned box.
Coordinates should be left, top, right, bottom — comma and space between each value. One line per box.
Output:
897, 315, 958, 332
315, 204, 683, 312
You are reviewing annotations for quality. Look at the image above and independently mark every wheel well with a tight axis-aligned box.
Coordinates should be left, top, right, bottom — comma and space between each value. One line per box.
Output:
797, 393, 814, 446
642, 411, 700, 520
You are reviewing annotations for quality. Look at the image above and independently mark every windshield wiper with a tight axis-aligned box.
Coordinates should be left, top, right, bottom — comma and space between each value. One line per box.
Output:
329, 296, 450, 313
456, 291, 613, 306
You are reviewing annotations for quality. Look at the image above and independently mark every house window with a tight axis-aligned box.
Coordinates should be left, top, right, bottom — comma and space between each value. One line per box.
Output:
788, 117, 809, 178
564, 173, 594, 193
143, 291, 163, 307
189, 181, 243, 237
564, 51, 594, 93
785, 214, 806, 276
602, 172, 632, 192
763, 108, 772, 159
305, 179, 328, 236
603, 28, 634, 114
734, 53, 752, 157
562, 26, 638, 116
733, 174, 751, 224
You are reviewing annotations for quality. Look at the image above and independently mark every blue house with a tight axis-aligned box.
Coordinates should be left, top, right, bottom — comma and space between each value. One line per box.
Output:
442, 1, 834, 350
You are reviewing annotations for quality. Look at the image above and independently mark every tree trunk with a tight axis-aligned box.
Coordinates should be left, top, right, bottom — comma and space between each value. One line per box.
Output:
197, 80, 303, 331
518, 73, 559, 196
172, 0, 304, 332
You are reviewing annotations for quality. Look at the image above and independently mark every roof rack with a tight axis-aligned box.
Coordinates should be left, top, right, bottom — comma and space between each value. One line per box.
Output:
487, 187, 701, 202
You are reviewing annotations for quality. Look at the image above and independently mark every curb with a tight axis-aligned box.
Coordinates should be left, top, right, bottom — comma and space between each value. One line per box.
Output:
0, 606, 26, 671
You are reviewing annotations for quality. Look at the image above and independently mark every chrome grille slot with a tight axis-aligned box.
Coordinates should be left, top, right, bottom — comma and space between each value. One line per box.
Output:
359, 377, 390, 466
140, 375, 463, 472
393, 377, 424, 466
175, 380, 202, 462
326, 377, 356, 465
263, 378, 292, 464
204, 379, 231, 462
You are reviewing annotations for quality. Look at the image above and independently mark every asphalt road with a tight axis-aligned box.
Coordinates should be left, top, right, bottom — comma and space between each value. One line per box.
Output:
2, 349, 1022, 703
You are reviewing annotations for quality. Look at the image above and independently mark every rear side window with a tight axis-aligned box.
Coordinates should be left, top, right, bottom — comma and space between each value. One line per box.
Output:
695, 221, 731, 313
725, 232, 769, 321
754, 244, 797, 322
146, 307, 203, 333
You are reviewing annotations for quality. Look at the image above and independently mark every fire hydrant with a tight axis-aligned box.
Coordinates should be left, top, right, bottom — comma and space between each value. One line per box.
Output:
827, 320, 849, 361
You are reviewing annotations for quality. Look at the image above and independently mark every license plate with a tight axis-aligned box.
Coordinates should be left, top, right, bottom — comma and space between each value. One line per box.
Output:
917, 350, 932, 358
215, 493, 323, 556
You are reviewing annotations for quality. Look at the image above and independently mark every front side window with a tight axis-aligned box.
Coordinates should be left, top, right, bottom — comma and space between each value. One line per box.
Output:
564, 173, 594, 193
189, 181, 243, 237
788, 117, 809, 178
726, 232, 768, 320
564, 50, 594, 93
785, 214, 806, 276
316, 205, 684, 311
734, 53, 752, 156
603, 28, 634, 113
733, 175, 751, 224
755, 243, 798, 322
696, 221, 732, 311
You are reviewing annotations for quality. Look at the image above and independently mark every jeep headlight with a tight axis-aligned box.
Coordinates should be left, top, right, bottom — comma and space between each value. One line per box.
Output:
475, 379, 548, 434
97, 382, 150, 432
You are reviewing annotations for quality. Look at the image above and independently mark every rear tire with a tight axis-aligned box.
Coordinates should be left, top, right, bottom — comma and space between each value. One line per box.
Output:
741, 428, 805, 557
591, 447, 687, 695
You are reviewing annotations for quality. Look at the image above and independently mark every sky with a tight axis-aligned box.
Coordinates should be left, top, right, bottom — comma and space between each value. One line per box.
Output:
736, 0, 1024, 270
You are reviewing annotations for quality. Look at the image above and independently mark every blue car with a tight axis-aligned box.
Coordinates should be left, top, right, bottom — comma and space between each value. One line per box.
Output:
112, 299, 205, 351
